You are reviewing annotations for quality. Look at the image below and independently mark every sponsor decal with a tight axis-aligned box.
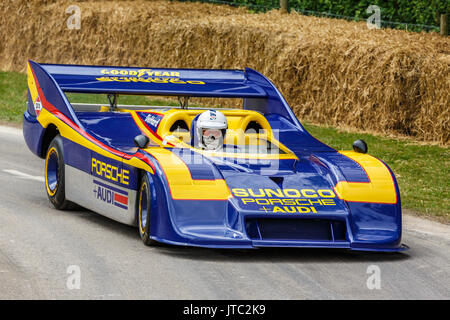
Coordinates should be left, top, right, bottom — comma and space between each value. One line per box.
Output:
34, 95, 42, 116
93, 179, 128, 210
96, 68, 205, 85
91, 157, 129, 186
101, 69, 181, 77
144, 113, 161, 128
136, 112, 163, 137
231, 188, 338, 214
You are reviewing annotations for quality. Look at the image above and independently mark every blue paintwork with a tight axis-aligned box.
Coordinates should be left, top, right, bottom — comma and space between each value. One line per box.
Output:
23, 109, 46, 158
171, 147, 222, 180
77, 111, 141, 151
23, 61, 407, 252
62, 137, 92, 173
39, 63, 267, 98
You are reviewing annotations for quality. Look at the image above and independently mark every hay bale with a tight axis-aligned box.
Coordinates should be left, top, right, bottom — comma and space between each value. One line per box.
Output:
0, 0, 448, 144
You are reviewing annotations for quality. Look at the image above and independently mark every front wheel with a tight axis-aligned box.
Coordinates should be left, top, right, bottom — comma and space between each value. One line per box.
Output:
45, 135, 77, 210
137, 173, 157, 246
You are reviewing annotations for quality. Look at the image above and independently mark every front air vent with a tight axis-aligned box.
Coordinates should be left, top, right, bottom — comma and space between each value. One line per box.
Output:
245, 218, 347, 242
269, 176, 284, 187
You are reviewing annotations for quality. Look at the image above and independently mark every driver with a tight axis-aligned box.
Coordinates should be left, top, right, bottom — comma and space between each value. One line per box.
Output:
196, 110, 228, 151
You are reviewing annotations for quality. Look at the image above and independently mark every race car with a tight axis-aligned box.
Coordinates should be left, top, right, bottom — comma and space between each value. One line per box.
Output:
23, 60, 407, 251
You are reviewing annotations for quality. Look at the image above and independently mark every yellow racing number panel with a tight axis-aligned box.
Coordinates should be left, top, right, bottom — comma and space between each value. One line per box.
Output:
334, 151, 397, 204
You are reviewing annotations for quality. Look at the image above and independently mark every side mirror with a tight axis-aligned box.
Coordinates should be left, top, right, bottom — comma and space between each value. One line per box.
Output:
353, 139, 368, 154
134, 134, 150, 149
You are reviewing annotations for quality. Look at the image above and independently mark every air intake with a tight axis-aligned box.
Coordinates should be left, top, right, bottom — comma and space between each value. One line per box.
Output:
245, 218, 346, 242
269, 176, 284, 187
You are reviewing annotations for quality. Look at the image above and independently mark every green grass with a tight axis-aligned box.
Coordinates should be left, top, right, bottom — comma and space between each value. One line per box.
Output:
0, 71, 29, 122
1, 71, 448, 222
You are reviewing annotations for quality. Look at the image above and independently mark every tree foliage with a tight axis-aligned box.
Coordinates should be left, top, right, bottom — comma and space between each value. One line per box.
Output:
201, 0, 449, 27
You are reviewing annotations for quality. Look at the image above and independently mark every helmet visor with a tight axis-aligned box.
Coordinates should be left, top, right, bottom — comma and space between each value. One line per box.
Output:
202, 129, 222, 138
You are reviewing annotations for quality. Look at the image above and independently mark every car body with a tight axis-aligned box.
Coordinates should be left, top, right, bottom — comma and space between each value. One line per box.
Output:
23, 60, 407, 251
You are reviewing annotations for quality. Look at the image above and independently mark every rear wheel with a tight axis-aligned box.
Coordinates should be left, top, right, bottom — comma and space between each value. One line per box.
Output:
45, 135, 76, 210
137, 174, 157, 246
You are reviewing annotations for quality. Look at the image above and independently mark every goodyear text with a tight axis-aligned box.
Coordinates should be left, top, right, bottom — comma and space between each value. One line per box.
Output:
97, 68, 205, 85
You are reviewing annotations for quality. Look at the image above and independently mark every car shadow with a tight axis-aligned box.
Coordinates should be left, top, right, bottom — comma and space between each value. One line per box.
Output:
66, 207, 139, 238
69, 207, 411, 264
155, 244, 411, 264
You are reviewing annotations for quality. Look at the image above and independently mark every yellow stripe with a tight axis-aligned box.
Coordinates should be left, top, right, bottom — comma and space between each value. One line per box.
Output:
27, 62, 38, 104
145, 147, 231, 200
129, 111, 165, 146
334, 151, 397, 204
45, 147, 58, 196
37, 108, 154, 174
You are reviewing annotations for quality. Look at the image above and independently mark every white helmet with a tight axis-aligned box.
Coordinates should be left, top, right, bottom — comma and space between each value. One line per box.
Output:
196, 110, 228, 150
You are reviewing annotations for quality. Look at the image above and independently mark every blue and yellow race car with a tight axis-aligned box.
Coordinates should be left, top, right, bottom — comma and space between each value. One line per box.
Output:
23, 60, 407, 251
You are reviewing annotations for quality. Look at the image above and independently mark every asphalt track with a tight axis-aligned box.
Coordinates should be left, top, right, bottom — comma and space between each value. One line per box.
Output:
0, 125, 448, 299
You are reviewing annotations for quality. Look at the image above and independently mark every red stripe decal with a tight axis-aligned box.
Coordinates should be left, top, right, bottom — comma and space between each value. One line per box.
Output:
114, 193, 128, 205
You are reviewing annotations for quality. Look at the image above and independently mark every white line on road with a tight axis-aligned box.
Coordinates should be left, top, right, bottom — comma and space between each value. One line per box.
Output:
403, 211, 450, 241
2, 169, 44, 182
0, 125, 22, 136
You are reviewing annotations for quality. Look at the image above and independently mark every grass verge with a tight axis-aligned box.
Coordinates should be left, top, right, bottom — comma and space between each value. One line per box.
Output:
1, 71, 448, 222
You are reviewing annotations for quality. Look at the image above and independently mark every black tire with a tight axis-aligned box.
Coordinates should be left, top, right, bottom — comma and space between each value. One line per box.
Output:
44, 135, 77, 210
137, 173, 157, 246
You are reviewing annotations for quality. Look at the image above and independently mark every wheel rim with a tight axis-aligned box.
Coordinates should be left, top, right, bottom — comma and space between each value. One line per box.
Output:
45, 148, 59, 196
139, 182, 149, 235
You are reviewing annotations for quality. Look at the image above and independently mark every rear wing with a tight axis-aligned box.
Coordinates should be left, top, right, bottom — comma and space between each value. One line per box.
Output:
27, 60, 303, 128
40, 63, 268, 98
